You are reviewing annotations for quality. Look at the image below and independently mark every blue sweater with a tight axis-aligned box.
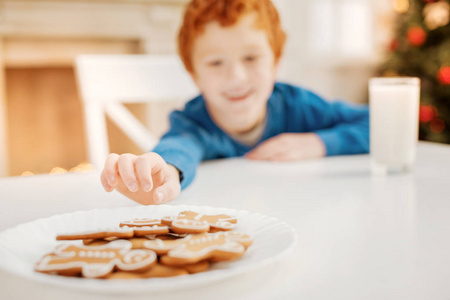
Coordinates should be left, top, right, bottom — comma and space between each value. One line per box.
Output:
153, 82, 369, 189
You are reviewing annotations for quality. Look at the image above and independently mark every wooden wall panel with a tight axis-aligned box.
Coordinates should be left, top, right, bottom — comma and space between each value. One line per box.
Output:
6, 67, 87, 175
5, 67, 153, 176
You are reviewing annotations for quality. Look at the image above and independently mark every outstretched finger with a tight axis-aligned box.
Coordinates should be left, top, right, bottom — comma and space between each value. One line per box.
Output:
135, 152, 167, 193
117, 154, 139, 192
101, 153, 120, 191
100, 173, 114, 192
146, 152, 167, 183
135, 155, 154, 192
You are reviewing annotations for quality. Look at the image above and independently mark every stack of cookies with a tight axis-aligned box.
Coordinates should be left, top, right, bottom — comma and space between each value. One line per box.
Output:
34, 211, 253, 279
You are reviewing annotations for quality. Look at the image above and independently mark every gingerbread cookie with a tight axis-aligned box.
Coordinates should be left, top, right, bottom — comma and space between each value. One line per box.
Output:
170, 260, 210, 274
83, 234, 182, 248
144, 231, 252, 265
35, 240, 157, 278
107, 263, 188, 279
57, 224, 169, 241
57, 227, 134, 241
219, 231, 253, 249
162, 211, 237, 234
119, 218, 169, 235
120, 218, 161, 227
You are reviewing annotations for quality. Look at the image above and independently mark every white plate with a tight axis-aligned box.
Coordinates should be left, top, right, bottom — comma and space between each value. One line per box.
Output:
0, 205, 297, 294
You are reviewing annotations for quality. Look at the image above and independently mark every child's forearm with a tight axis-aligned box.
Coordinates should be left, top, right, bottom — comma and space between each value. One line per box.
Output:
246, 132, 326, 161
315, 113, 369, 156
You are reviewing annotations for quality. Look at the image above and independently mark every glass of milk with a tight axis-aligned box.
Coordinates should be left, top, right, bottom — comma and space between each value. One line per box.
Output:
369, 77, 420, 175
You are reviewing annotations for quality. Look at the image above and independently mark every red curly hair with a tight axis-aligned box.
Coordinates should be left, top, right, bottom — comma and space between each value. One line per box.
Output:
178, 0, 286, 73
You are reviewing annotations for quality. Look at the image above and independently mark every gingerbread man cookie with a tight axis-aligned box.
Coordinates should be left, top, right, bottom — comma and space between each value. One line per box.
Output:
144, 231, 252, 265
162, 211, 237, 234
120, 218, 170, 236
35, 240, 157, 278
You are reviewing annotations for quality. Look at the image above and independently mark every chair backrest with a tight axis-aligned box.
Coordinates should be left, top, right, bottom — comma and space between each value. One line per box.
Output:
75, 54, 199, 170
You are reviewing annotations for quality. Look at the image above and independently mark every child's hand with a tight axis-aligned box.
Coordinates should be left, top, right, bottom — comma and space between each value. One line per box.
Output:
100, 153, 181, 205
245, 133, 326, 161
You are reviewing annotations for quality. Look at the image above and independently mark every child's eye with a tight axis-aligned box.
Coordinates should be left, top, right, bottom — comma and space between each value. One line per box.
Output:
208, 60, 223, 67
244, 55, 257, 62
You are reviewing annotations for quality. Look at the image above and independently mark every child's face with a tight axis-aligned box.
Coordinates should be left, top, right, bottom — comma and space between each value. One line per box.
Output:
190, 13, 278, 134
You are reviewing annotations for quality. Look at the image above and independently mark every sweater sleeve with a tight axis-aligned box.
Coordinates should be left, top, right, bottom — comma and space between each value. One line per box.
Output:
152, 110, 208, 190
295, 88, 370, 156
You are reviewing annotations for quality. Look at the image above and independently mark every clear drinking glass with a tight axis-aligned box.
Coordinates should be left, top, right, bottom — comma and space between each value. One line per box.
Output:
369, 77, 420, 174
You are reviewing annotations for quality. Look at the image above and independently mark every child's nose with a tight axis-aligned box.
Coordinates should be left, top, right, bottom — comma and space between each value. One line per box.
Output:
227, 62, 248, 83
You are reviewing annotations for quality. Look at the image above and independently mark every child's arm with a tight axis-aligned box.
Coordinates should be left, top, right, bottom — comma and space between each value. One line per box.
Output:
101, 106, 208, 204
151, 110, 208, 190
101, 152, 181, 205
247, 85, 369, 160
309, 100, 369, 156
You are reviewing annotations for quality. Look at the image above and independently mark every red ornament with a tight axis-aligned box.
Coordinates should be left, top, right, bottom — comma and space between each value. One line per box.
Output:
437, 66, 450, 85
407, 27, 427, 46
389, 38, 399, 51
419, 105, 436, 123
430, 118, 445, 134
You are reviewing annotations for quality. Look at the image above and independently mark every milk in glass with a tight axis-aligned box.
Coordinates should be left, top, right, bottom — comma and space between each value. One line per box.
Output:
369, 77, 420, 174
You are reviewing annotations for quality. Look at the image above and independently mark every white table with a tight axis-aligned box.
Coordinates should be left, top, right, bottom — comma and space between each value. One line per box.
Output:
1, 142, 450, 300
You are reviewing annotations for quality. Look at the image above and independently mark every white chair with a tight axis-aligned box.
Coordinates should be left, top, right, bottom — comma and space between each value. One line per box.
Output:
75, 54, 199, 171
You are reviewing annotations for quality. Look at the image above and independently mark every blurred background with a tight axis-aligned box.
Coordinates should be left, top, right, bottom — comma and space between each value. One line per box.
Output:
0, 0, 448, 177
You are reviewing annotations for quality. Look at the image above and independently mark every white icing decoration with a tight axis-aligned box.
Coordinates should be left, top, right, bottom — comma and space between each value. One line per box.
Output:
143, 238, 180, 251
213, 221, 234, 229
120, 218, 161, 226
169, 211, 237, 231
222, 232, 252, 243
82, 263, 114, 278
162, 216, 175, 222
172, 219, 209, 230
120, 250, 157, 270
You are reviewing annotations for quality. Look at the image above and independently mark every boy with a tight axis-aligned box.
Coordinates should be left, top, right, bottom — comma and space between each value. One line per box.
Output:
101, 0, 369, 205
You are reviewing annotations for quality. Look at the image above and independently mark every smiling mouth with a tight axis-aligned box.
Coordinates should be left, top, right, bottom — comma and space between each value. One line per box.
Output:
224, 91, 252, 102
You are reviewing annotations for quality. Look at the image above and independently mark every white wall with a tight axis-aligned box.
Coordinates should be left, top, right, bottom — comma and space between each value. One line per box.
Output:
273, 0, 393, 104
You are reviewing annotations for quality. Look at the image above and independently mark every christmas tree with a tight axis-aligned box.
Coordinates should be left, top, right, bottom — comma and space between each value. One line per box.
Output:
379, 0, 450, 144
